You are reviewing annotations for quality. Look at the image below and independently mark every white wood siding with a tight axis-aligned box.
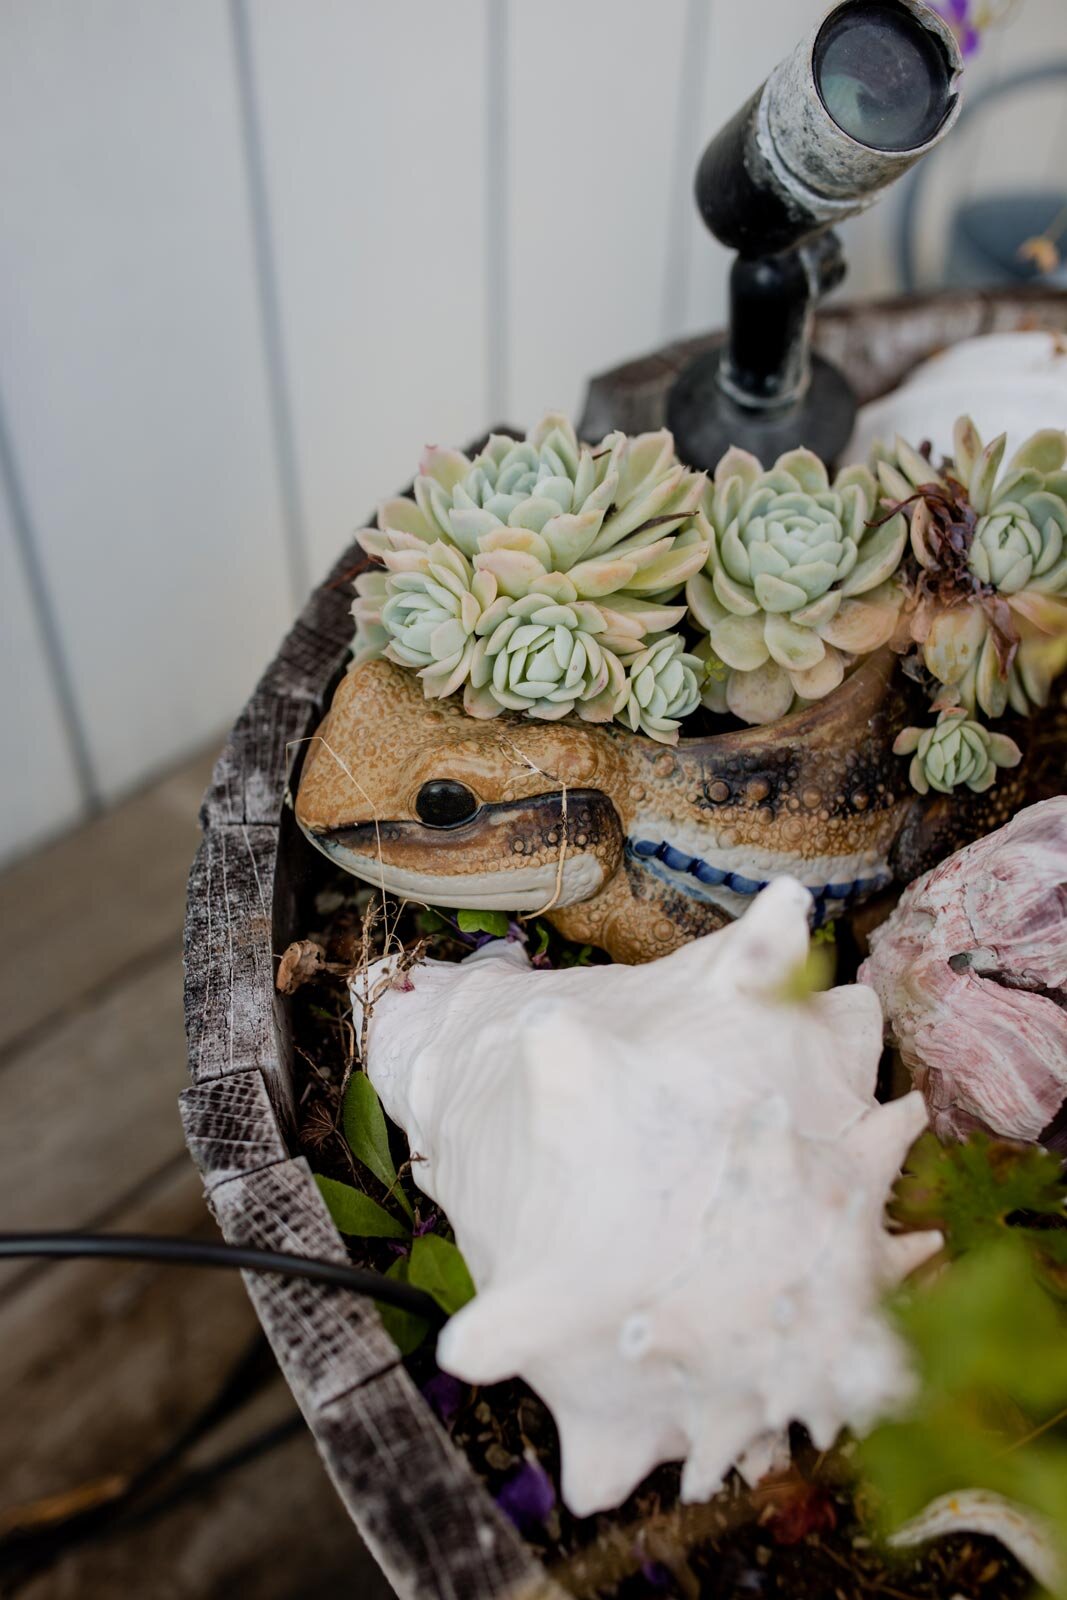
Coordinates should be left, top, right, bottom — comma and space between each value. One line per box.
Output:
0, 0, 1063, 861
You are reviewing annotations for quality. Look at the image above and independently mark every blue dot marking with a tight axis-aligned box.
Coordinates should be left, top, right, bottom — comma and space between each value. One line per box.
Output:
629, 836, 891, 919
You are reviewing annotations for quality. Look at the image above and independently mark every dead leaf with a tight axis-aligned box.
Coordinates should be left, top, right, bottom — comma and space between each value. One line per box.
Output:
275, 938, 327, 993
1018, 236, 1061, 275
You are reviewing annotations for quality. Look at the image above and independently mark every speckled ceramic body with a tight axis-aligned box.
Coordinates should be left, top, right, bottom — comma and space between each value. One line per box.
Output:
293, 651, 1042, 963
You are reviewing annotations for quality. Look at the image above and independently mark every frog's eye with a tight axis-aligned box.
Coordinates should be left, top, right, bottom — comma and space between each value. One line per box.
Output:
415, 779, 480, 828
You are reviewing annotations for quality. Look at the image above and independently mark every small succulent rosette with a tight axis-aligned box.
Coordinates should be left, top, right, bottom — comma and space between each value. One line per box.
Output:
878, 418, 1067, 719
613, 634, 704, 743
876, 416, 1067, 794
893, 708, 1021, 797
351, 414, 710, 744
684, 447, 906, 725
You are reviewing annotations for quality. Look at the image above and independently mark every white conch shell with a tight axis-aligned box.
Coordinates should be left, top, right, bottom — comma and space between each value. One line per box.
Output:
891, 1490, 1063, 1596
844, 330, 1067, 469
355, 878, 941, 1517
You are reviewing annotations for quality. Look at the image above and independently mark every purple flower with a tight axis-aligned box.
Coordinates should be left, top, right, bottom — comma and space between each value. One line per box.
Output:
931, 0, 983, 56
639, 1559, 675, 1590
420, 1369, 466, 1426
495, 1457, 556, 1534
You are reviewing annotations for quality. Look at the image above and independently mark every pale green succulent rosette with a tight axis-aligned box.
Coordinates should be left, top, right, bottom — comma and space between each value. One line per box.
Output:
358, 412, 708, 619
352, 413, 711, 735
612, 634, 704, 745
878, 417, 1067, 719
364, 541, 499, 699
463, 584, 627, 724
879, 418, 1067, 597
351, 569, 391, 665
685, 446, 906, 725
893, 708, 1021, 797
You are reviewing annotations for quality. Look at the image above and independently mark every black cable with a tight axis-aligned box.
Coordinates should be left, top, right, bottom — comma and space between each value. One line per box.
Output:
0, 1232, 443, 1322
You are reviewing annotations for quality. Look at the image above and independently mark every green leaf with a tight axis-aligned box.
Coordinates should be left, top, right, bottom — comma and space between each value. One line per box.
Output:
415, 906, 447, 936
376, 1257, 430, 1355
456, 908, 510, 938
408, 1235, 476, 1315
898, 1238, 1067, 1411
313, 1174, 408, 1239
531, 921, 551, 959
342, 1073, 413, 1221
858, 1237, 1067, 1576
558, 942, 595, 968
776, 943, 836, 1001
890, 1132, 1067, 1285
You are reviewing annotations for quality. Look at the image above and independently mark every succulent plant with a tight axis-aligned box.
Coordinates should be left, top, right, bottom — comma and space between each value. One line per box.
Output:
358, 413, 708, 637
685, 446, 906, 725
354, 541, 497, 699
351, 414, 711, 740
613, 634, 704, 744
351, 569, 390, 665
464, 589, 627, 724
893, 708, 1021, 797
876, 418, 1067, 719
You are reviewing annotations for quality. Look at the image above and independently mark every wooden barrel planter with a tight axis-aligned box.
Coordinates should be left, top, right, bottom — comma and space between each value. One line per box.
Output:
182, 286, 1067, 1600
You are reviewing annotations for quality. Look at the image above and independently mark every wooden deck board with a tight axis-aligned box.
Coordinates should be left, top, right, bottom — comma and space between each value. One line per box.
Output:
14, 1420, 393, 1600
0, 955, 188, 1289
0, 751, 214, 1059
0, 747, 396, 1598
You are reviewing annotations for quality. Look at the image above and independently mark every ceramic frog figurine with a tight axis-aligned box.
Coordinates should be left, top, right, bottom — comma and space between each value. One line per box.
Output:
293, 652, 1043, 964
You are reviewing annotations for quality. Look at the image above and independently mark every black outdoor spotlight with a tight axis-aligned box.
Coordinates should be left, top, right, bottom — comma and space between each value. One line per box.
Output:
667, 0, 964, 471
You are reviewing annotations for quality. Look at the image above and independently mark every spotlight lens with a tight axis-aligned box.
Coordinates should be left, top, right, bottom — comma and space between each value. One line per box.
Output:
815, 1, 954, 152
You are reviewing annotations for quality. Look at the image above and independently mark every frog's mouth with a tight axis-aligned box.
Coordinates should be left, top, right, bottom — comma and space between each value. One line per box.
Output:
298, 789, 624, 913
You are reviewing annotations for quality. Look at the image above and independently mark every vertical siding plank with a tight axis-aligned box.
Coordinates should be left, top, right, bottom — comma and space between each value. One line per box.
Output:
247, 0, 491, 583
486, 0, 511, 423
0, 1, 292, 804
507, 0, 690, 425
661, 0, 714, 344
0, 478, 83, 864
229, 0, 311, 610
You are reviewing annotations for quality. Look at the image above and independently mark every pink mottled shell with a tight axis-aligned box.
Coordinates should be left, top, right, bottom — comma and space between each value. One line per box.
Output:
860, 799, 1067, 1142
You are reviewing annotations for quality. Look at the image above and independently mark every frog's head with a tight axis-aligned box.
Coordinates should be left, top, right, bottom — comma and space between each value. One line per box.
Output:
295, 658, 626, 912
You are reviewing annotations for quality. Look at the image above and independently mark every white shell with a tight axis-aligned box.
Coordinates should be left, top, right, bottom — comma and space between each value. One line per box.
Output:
891, 1490, 1063, 1595
355, 878, 940, 1516
844, 330, 1067, 469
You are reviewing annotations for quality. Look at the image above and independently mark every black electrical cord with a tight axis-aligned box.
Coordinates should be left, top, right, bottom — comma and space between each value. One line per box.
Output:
0, 1231, 443, 1323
